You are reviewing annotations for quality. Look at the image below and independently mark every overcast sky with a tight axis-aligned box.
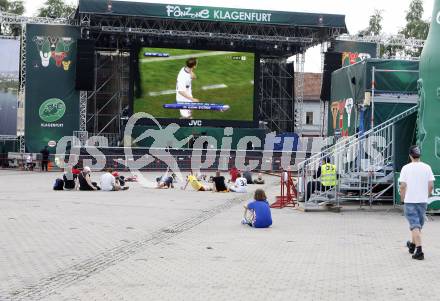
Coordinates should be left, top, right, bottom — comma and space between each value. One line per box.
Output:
23, 0, 435, 71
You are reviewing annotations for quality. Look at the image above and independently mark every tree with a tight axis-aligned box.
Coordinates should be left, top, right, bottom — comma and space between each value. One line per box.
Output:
38, 0, 76, 19
399, 0, 429, 57
7, 0, 24, 15
0, 0, 24, 35
0, 0, 24, 14
366, 9, 383, 36
358, 9, 383, 36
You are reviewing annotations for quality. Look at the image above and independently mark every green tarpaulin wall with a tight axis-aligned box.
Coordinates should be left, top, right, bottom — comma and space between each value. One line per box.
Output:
328, 59, 419, 134
328, 59, 419, 172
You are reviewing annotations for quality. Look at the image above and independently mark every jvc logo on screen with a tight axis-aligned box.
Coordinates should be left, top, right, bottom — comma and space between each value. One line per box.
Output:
189, 120, 202, 126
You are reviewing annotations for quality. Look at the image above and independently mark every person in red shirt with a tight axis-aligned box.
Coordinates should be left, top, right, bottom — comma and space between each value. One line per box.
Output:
72, 165, 81, 175
229, 166, 238, 183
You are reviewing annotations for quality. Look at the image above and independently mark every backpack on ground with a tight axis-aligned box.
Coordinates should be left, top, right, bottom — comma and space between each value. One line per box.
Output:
53, 178, 64, 191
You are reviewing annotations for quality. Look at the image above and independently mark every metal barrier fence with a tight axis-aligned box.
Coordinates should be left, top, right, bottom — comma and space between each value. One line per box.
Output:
1, 148, 318, 173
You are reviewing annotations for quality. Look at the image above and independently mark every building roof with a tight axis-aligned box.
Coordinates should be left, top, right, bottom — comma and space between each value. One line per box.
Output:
299, 72, 322, 101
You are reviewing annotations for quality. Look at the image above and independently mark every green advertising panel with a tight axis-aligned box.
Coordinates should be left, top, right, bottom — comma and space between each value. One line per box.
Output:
79, 0, 347, 28
333, 40, 378, 67
417, 0, 440, 174
328, 59, 419, 137
25, 24, 80, 153
394, 173, 440, 212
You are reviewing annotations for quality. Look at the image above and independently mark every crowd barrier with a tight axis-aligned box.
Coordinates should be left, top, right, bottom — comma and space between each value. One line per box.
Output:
1, 148, 318, 173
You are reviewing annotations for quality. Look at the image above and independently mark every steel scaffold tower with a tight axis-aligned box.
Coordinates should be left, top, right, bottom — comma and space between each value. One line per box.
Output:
295, 52, 305, 135
259, 57, 296, 133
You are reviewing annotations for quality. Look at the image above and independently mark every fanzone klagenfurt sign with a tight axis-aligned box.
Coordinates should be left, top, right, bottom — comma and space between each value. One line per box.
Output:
166, 5, 273, 23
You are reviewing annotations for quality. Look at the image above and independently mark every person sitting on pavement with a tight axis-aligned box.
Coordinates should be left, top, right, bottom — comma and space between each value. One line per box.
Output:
212, 171, 228, 192
100, 168, 128, 191
243, 168, 253, 184
241, 189, 272, 228
229, 166, 239, 183
63, 165, 77, 190
78, 166, 100, 191
26, 154, 35, 171
253, 173, 265, 185
112, 171, 126, 187
305, 156, 336, 202
156, 172, 176, 189
229, 172, 248, 193
183, 172, 212, 191
72, 165, 81, 175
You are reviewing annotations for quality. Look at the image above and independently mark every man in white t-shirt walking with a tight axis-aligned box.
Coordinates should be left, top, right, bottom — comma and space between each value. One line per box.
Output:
399, 145, 435, 260
176, 57, 199, 119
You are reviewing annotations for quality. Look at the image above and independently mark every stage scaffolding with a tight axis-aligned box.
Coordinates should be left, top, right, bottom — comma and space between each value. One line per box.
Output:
85, 51, 129, 145
78, 10, 343, 136
259, 57, 296, 133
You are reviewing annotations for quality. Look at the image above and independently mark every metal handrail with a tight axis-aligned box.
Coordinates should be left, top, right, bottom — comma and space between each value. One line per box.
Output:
299, 104, 418, 169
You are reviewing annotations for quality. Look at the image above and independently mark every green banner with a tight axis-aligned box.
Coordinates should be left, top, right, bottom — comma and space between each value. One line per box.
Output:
417, 0, 440, 174
25, 24, 80, 153
394, 173, 440, 211
328, 59, 419, 137
333, 40, 378, 66
79, 0, 346, 28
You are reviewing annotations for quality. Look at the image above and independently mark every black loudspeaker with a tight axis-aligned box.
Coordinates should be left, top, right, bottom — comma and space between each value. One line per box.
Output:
320, 52, 342, 102
75, 39, 96, 91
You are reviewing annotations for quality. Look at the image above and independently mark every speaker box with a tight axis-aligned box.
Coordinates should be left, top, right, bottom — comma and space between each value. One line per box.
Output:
75, 39, 96, 91
320, 52, 342, 102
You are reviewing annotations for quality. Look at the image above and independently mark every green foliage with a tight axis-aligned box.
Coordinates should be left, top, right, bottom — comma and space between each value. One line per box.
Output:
367, 9, 383, 36
0, 0, 24, 35
0, 0, 23, 14
38, 0, 76, 19
7, 0, 24, 15
358, 9, 383, 36
399, 0, 429, 57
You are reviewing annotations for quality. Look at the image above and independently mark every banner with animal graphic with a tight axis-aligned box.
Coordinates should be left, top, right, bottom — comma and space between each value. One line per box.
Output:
25, 24, 80, 153
332, 40, 378, 67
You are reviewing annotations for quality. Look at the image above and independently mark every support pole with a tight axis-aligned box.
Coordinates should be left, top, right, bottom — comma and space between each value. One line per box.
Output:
371, 67, 376, 130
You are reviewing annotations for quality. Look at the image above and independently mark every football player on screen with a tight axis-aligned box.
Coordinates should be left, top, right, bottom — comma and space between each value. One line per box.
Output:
176, 57, 200, 119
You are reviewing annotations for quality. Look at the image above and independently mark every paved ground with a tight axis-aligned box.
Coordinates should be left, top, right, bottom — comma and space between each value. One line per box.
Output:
1, 170, 440, 301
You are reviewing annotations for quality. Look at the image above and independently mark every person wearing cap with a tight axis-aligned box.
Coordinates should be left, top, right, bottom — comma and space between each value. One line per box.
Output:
253, 173, 265, 185
100, 168, 128, 191
78, 166, 100, 191
399, 145, 435, 260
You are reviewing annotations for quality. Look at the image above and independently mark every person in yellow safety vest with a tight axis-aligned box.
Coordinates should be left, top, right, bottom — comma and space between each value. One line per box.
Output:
321, 158, 337, 188
306, 157, 337, 201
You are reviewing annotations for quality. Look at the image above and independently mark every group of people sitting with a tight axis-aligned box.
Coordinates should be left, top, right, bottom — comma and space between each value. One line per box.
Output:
54, 165, 272, 229
154, 167, 265, 193
182, 171, 248, 193
54, 165, 129, 192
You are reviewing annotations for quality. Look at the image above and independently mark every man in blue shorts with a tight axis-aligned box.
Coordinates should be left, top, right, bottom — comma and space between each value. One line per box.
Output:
399, 146, 435, 260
